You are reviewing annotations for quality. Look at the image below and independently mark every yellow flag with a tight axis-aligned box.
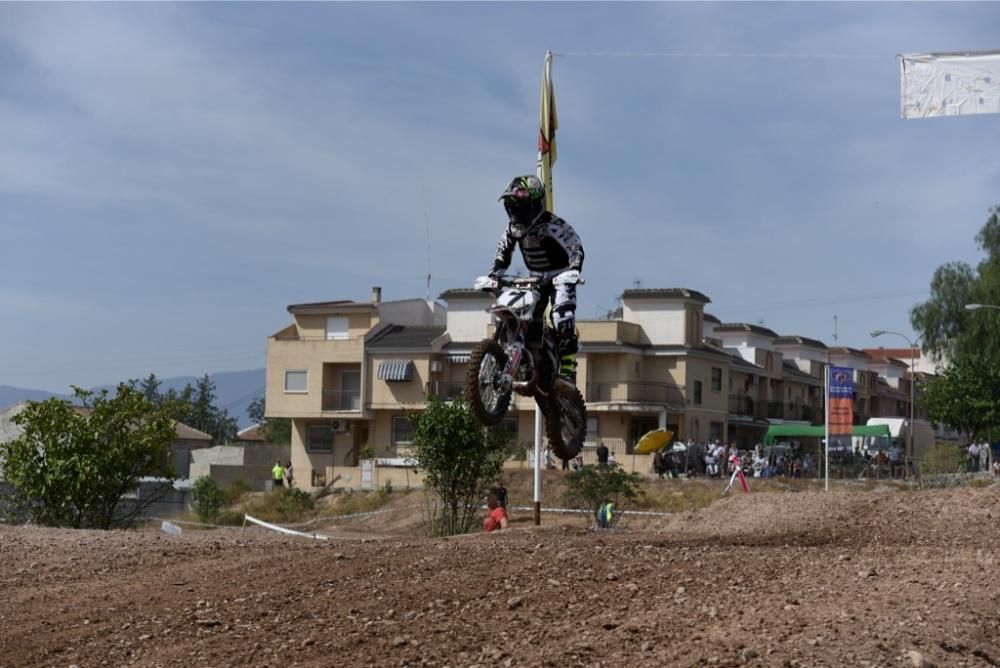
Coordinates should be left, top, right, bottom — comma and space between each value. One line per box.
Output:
537, 50, 558, 211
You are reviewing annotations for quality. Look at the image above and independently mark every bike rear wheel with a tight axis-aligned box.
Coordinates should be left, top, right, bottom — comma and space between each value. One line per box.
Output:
466, 339, 512, 426
544, 385, 587, 460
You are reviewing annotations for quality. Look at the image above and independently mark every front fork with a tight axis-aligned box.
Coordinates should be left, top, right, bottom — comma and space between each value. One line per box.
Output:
498, 342, 523, 393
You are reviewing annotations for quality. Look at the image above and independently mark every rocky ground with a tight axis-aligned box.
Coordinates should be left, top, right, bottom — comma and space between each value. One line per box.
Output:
3, 484, 1000, 667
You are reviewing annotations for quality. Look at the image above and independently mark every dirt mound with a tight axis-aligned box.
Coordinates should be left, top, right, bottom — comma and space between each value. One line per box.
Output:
3, 486, 1000, 667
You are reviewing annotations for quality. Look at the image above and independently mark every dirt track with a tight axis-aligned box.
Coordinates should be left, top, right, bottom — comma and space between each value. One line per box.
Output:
3, 485, 1000, 667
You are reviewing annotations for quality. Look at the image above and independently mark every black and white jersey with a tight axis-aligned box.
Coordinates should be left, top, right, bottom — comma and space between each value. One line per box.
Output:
491, 212, 585, 275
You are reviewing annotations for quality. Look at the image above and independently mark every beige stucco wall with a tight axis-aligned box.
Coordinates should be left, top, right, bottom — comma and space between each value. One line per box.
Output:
370, 355, 431, 409
266, 338, 365, 418
294, 312, 373, 339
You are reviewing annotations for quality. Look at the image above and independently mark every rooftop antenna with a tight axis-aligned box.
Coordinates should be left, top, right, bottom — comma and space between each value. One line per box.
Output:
833, 315, 839, 345
421, 179, 432, 303
633, 279, 642, 289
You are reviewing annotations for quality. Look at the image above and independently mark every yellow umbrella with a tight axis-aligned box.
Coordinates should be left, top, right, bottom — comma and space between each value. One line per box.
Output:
634, 429, 674, 454
536, 50, 557, 211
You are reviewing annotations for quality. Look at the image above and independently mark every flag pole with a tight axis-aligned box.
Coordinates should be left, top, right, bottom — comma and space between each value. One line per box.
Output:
533, 49, 555, 526
824, 365, 830, 493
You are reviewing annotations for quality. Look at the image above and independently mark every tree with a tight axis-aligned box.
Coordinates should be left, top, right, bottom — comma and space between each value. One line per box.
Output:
0, 385, 178, 529
247, 397, 291, 445
911, 205, 1000, 362
918, 352, 1000, 438
189, 375, 238, 445
408, 398, 509, 536
563, 464, 644, 529
127, 373, 237, 444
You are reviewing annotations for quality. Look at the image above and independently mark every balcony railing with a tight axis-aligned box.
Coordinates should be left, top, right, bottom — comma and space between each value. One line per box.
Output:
728, 394, 755, 417
322, 389, 362, 411
765, 401, 784, 420
586, 381, 685, 405
425, 381, 466, 401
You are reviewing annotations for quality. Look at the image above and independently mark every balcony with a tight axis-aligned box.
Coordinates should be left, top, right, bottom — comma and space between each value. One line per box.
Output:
425, 381, 466, 401
728, 394, 755, 417
322, 389, 361, 412
586, 381, 685, 406
765, 401, 784, 420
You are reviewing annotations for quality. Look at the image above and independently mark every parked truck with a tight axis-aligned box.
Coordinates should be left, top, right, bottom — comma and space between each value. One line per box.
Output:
863, 417, 935, 461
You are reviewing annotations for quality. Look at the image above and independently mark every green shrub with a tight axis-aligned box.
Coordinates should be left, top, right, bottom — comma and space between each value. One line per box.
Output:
224, 479, 252, 504
278, 487, 314, 519
191, 477, 226, 522
563, 464, 644, 529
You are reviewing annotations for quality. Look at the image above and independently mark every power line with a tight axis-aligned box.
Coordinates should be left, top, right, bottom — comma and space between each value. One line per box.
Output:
221, 386, 266, 411
556, 51, 887, 60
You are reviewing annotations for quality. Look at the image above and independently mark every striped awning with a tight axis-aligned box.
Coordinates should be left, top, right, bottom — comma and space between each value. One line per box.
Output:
377, 359, 415, 382
447, 354, 471, 364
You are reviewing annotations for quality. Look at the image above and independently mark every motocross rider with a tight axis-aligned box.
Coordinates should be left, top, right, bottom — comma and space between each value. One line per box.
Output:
489, 174, 585, 384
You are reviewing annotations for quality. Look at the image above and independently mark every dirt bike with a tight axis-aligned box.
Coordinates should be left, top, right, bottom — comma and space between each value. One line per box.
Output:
465, 273, 587, 460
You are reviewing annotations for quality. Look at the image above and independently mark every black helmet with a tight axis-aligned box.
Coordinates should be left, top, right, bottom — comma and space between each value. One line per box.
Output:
499, 175, 546, 238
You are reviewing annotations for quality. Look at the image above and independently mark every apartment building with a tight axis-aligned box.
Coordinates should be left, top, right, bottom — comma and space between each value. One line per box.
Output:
265, 284, 923, 490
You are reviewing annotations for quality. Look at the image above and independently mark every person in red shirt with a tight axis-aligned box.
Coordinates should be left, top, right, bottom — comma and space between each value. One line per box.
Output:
483, 493, 508, 532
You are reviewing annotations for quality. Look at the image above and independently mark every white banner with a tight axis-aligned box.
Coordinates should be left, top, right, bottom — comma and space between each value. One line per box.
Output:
900, 50, 1000, 119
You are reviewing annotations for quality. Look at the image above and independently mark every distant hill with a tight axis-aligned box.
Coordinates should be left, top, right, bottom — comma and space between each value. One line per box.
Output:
0, 368, 266, 428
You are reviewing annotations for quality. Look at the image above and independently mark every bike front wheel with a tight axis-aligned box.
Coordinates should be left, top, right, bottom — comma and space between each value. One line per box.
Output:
466, 339, 512, 426
544, 384, 587, 460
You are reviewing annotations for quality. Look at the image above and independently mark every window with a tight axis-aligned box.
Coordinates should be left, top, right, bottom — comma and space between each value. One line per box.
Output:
711, 367, 722, 392
341, 371, 361, 410
586, 416, 599, 444
709, 421, 723, 443
392, 416, 413, 444
284, 369, 308, 393
307, 424, 333, 452
693, 380, 702, 405
325, 317, 349, 341
499, 417, 519, 441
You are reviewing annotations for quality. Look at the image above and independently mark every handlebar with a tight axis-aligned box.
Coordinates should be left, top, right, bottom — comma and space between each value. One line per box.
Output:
473, 272, 584, 292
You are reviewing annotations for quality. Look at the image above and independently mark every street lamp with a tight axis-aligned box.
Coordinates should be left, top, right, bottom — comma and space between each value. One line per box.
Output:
870, 329, 921, 469
965, 303, 1000, 311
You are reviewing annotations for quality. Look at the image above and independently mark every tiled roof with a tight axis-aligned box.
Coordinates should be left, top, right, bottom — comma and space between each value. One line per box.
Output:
438, 289, 492, 301
174, 422, 213, 442
773, 335, 828, 350
715, 323, 779, 338
782, 360, 821, 382
729, 353, 765, 371
829, 346, 872, 359
237, 424, 266, 441
703, 312, 721, 324
287, 299, 373, 314
367, 325, 447, 349
620, 288, 711, 303
862, 348, 920, 363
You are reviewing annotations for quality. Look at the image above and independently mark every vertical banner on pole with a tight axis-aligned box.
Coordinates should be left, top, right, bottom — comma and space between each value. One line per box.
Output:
537, 50, 557, 211
828, 366, 855, 484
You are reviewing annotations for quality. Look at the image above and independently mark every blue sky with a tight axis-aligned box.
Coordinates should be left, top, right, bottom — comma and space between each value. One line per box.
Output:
2, 2, 999, 392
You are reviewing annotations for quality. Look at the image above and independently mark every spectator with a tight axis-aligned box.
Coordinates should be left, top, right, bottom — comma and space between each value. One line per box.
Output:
483, 493, 508, 532
607, 450, 617, 466
969, 441, 982, 473
889, 445, 901, 479
271, 461, 285, 489
572, 454, 583, 471
597, 498, 614, 529
596, 442, 609, 465
284, 460, 294, 488
653, 450, 666, 479
493, 478, 508, 510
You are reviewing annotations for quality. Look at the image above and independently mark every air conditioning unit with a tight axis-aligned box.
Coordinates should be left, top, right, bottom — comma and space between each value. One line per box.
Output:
430, 360, 443, 373
331, 420, 349, 433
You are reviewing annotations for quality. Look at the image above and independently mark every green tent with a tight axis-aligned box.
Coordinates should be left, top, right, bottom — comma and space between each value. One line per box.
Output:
763, 424, 891, 445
